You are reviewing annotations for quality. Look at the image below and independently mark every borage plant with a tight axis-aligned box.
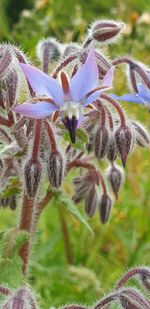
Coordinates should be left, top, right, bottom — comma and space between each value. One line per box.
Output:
0, 19, 150, 307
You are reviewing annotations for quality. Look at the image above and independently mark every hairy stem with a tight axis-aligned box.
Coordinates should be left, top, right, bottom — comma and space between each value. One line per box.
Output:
59, 207, 74, 264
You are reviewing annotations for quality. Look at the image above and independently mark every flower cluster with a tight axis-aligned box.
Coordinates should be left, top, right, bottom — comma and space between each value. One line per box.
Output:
0, 19, 149, 227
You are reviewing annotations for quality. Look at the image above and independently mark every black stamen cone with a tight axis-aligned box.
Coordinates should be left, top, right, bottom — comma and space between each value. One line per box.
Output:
63, 116, 78, 143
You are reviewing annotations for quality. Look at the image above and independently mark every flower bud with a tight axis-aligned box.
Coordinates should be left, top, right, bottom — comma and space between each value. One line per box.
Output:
0, 45, 13, 79
13, 128, 27, 149
37, 38, 61, 62
6, 69, 18, 107
89, 20, 125, 44
63, 43, 80, 58
107, 165, 123, 199
47, 151, 64, 189
85, 185, 97, 217
24, 159, 42, 198
107, 137, 117, 162
132, 122, 150, 148
115, 126, 132, 167
119, 288, 150, 309
99, 194, 112, 224
94, 127, 109, 159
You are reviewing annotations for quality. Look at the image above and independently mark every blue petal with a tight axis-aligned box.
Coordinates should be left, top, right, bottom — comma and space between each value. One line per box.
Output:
13, 102, 59, 119
20, 64, 64, 106
137, 83, 150, 102
70, 49, 99, 102
110, 93, 145, 104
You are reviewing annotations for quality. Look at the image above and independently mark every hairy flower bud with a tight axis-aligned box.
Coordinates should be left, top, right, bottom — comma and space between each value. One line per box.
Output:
99, 194, 112, 224
1, 287, 38, 309
115, 126, 132, 167
107, 165, 123, 199
85, 185, 97, 217
94, 127, 109, 159
107, 137, 117, 162
132, 122, 150, 148
24, 159, 42, 198
63, 43, 80, 58
0, 45, 13, 79
6, 69, 18, 107
37, 38, 61, 63
119, 288, 150, 309
89, 20, 125, 44
47, 151, 64, 189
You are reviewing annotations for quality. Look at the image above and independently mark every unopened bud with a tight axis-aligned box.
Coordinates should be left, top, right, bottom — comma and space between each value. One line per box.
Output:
132, 122, 150, 148
107, 165, 123, 199
85, 185, 97, 217
107, 137, 117, 162
63, 43, 80, 58
24, 159, 42, 198
94, 127, 109, 159
47, 151, 64, 189
0, 45, 13, 79
89, 20, 125, 44
37, 38, 61, 62
99, 194, 112, 224
119, 288, 150, 309
6, 69, 18, 107
13, 128, 27, 149
115, 126, 132, 167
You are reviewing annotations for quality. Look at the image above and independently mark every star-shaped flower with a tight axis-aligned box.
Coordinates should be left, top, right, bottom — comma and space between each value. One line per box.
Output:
111, 74, 150, 107
13, 50, 114, 143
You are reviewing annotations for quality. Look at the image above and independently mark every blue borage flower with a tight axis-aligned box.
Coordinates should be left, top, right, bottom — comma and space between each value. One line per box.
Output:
13, 50, 114, 143
111, 73, 150, 107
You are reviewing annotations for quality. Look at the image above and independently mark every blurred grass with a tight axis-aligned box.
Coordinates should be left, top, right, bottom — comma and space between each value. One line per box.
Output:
0, 0, 150, 308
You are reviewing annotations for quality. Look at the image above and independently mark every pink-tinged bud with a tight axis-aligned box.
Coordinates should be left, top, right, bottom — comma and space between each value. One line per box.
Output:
115, 126, 132, 167
24, 159, 42, 198
94, 127, 109, 159
107, 165, 123, 199
1, 287, 38, 309
99, 194, 112, 224
85, 185, 97, 217
6, 69, 18, 107
0, 46, 13, 79
47, 151, 64, 189
107, 138, 117, 162
89, 20, 125, 44
0, 285, 11, 296
132, 122, 150, 148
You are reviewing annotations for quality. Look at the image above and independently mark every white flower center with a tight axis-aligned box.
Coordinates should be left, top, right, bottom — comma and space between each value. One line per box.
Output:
60, 101, 83, 119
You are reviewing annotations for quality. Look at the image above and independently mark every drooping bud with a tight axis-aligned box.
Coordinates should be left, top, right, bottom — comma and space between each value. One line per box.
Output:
13, 128, 27, 149
36, 38, 61, 72
63, 43, 80, 58
85, 185, 97, 217
139, 268, 150, 291
0, 45, 13, 79
132, 122, 150, 148
47, 151, 64, 189
107, 137, 117, 162
94, 127, 109, 159
107, 164, 123, 199
1, 287, 38, 309
99, 194, 112, 224
6, 69, 18, 107
119, 288, 150, 309
89, 20, 125, 44
115, 126, 132, 167
24, 159, 42, 198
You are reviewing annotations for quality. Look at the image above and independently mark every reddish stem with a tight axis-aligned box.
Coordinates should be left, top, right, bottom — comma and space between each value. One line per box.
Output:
100, 94, 126, 127
32, 120, 42, 160
59, 206, 74, 264
45, 120, 57, 151
52, 54, 79, 78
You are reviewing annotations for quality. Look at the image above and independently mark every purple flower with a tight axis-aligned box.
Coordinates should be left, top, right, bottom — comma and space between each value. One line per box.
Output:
111, 75, 150, 107
13, 50, 114, 143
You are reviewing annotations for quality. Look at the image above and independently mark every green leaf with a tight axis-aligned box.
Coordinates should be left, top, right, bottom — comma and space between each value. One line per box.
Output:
76, 128, 88, 144
55, 191, 93, 236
